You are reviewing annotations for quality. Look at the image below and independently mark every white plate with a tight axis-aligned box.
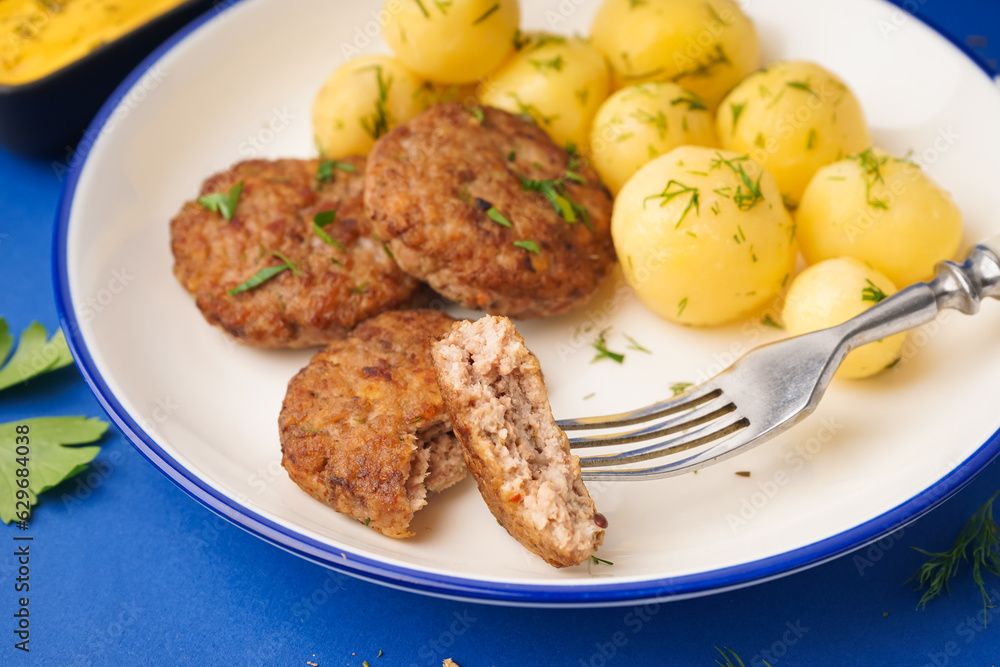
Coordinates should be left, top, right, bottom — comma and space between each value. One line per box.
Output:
55, 0, 1000, 606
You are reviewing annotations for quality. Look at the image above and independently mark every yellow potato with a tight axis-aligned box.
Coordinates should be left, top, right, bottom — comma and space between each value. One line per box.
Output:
384, 0, 520, 84
797, 149, 963, 287
478, 34, 610, 150
312, 55, 427, 159
590, 0, 758, 108
783, 258, 905, 379
716, 61, 871, 207
590, 82, 718, 195
613, 146, 797, 326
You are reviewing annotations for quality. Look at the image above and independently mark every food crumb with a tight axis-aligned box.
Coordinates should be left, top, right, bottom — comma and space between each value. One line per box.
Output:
378, 650, 384, 657
883, 612, 889, 617
735, 471, 751, 477
443, 660, 460, 667
307, 663, 317, 666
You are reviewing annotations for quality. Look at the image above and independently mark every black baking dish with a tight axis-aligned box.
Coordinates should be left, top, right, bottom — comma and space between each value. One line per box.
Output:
0, 0, 217, 158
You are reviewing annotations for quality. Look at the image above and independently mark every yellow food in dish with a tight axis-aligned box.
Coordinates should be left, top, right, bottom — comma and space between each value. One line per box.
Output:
783, 257, 905, 379
0, 0, 187, 85
590, 82, 718, 195
796, 149, 963, 287
612, 146, 797, 326
384, 0, 520, 84
716, 61, 871, 208
312, 55, 428, 159
478, 33, 610, 150
590, 0, 758, 108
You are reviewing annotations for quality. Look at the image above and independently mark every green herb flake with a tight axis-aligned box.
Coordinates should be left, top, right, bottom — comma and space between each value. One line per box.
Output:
530, 55, 565, 73
591, 329, 625, 364
359, 65, 393, 140
313, 211, 346, 251
677, 297, 689, 317
670, 382, 692, 396
472, 2, 500, 25
625, 334, 651, 354
413, 0, 430, 18
583, 392, 596, 400
730, 101, 746, 133
671, 94, 707, 112
709, 153, 763, 211
761, 314, 783, 329
0, 320, 74, 392
806, 128, 818, 151
590, 555, 614, 565
228, 251, 302, 296
197, 181, 244, 221
317, 160, 356, 183
643, 180, 700, 227
352, 282, 371, 295
487, 207, 512, 228
518, 174, 590, 229
513, 239, 541, 255
464, 105, 485, 123
849, 148, 891, 209
786, 80, 818, 97
365, 517, 371, 526
861, 279, 887, 304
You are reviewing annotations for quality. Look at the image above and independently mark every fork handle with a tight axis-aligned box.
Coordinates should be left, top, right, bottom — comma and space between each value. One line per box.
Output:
839, 238, 1000, 349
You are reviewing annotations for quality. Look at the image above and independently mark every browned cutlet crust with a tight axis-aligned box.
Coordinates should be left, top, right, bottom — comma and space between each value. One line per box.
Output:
364, 103, 616, 319
170, 157, 425, 348
431, 316, 605, 567
279, 310, 466, 538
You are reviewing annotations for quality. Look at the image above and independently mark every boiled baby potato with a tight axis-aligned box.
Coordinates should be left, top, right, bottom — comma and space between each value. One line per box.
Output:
590, 0, 758, 108
384, 0, 520, 84
797, 149, 963, 287
716, 61, 871, 207
478, 33, 610, 150
783, 257, 905, 379
590, 82, 718, 195
313, 55, 427, 158
613, 146, 796, 326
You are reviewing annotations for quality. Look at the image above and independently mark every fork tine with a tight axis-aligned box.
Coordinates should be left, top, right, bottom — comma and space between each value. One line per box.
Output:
580, 426, 758, 481
556, 383, 722, 431
567, 398, 735, 448
577, 413, 749, 469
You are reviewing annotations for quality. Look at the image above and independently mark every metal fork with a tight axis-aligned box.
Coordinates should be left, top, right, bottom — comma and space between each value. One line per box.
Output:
559, 238, 1000, 481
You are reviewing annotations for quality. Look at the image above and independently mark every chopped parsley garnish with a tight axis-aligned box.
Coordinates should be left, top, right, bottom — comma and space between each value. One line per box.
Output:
317, 160, 356, 183
518, 174, 590, 229
670, 93, 707, 111
464, 105, 485, 123
472, 3, 500, 25
709, 153, 763, 211
632, 109, 668, 140
625, 334, 651, 354
669, 44, 729, 82
313, 211, 346, 251
677, 297, 689, 317
670, 382, 693, 396
786, 80, 818, 97
364, 517, 371, 526
359, 65, 393, 140
530, 56, 565, 73
487, 207, 512, 228
643, 180, 700, 227
228, 251, 302, 296
413, 0, 430, 18
352, 282, 370, 294
513, 239, 540, 254
861, 279, 887, 303
507, 92, 559, 126
806, 128, 818, 151
729, 101, 746, 133
564, 170, 585, 184
761, 314, 783, 329
198, 181, 244, 221
591, 329, 625, 364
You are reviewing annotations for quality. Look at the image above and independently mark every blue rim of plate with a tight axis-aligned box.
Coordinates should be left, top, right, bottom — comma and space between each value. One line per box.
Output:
53, 0, 1000, 606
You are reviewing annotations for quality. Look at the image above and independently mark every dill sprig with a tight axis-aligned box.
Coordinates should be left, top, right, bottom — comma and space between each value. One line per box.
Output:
591, 329, 625, 364
670, 382, 692, 396
670, 93, 707, 112
709, 153, 763, 211
643, 180, 700, 227
861, 279, 887, 304
518, 174, 591, 230
359, 65, 393, 140
849, 149, 890, 210
910, 490, 1000, 617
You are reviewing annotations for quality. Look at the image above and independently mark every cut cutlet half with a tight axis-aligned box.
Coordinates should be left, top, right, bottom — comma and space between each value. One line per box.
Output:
431, 316, 605, 568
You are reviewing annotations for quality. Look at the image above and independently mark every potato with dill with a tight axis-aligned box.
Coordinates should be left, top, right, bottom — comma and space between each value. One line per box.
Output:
783, 258, 905, 379
313, 55, 427, 159
478, 33, 611, 151
384, 0, 520, 84
716, 61, 871, 208
590, 82, 718, 195
797, 149, 963, 287
613, 146, 796, 326
590, 0, 758, 108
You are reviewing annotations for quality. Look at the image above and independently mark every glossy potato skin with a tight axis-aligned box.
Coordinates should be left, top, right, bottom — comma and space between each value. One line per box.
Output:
384, 0, 521, 83
613, 146, 796, 326
312, 55, 427, 159
797, 150, 963, 287
590, 82, 718, 194
782, 258, 905, 379
591, 0, 758, 108
716, 61, 871, 207
479, 34, 611, 150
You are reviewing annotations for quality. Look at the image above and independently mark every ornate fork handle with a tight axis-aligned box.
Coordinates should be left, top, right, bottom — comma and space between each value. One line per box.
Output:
838, 239, 1000, 352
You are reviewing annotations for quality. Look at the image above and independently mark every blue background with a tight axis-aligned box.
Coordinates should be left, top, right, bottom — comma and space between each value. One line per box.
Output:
1, 1, 999, 665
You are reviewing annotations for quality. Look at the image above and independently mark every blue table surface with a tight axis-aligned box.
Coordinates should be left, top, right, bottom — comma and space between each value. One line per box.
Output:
2, 2, 999, 665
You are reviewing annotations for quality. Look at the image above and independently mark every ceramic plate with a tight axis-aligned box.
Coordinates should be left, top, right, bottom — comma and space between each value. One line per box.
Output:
54, 0, 1000, 606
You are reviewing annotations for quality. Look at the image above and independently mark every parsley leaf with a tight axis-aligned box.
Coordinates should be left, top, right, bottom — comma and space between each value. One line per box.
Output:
0, 417, 108, 524
228, 251, 303, 296
197, 181, 244, 220
513, 240, 540, 255
0, 320, 74, 392
487, 207, 512, 228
